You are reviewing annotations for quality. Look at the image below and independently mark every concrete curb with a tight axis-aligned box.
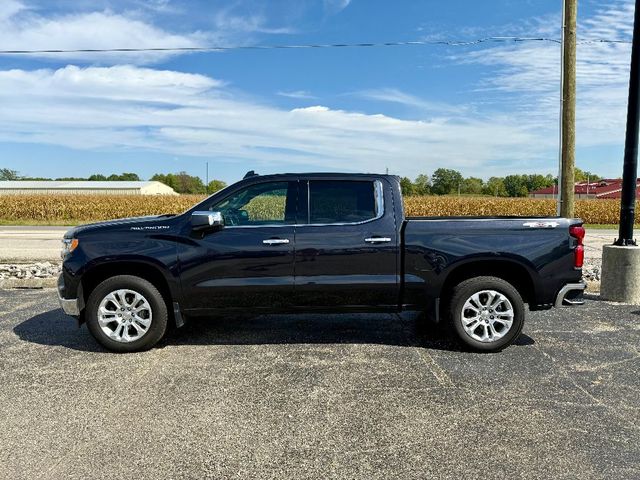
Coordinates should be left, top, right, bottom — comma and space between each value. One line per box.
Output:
0, 277, 58, 289
0, 257, 60, 264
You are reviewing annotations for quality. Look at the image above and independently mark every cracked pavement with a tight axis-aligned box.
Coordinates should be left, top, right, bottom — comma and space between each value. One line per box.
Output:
0, 289, 639, 479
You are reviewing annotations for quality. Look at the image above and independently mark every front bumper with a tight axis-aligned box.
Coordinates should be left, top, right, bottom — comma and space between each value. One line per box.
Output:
57, 274, 83, 316
554, 281, 587, 308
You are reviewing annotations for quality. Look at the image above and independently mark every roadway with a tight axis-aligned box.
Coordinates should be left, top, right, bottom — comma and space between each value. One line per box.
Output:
0, 226, 69, 262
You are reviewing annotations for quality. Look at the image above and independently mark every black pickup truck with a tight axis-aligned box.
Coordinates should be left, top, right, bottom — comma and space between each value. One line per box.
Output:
58, 172, 586, 352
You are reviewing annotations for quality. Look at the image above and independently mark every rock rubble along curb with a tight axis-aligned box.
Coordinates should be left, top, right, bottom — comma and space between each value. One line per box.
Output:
0, 262, 61, 289
582, 262, 600, 282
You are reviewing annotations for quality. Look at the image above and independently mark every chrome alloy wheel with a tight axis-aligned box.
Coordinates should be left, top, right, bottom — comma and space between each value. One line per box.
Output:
461, 290, 514, 343
97, 289, 153, 343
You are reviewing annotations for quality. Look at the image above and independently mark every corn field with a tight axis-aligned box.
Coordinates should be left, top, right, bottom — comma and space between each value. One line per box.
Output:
0, 194, 635, 225
404, 196, 636, 225
0, 195, 204, 222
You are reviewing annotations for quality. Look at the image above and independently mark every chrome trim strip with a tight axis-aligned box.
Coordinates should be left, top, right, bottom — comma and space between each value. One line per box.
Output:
224, 224, 295, 229
296, 216, 381, 227
374, 179, 384, 218
406, 217, 569, 223
307, 179, 311, 224
554, 282, 587, 308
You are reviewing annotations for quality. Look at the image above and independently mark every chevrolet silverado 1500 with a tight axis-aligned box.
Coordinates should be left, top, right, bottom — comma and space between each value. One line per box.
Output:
58, 172, 586, 352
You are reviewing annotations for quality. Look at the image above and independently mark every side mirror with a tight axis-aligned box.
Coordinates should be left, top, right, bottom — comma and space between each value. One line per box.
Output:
191, 211, 224, 232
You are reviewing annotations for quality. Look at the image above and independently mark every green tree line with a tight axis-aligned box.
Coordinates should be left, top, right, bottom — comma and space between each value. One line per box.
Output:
1, 166, 605, 197
399, 168, 603, 197
150, 172, 226, 195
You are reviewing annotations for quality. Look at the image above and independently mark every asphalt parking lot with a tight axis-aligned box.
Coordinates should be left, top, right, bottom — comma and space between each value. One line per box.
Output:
1, 289, 639, 479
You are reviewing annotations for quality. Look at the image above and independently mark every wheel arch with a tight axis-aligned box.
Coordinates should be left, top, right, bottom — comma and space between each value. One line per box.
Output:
439, 258, 536, 307
80, 260, 176, 320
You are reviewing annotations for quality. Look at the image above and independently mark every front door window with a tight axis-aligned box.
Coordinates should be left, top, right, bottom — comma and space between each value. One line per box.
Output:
208, 181, 293, 226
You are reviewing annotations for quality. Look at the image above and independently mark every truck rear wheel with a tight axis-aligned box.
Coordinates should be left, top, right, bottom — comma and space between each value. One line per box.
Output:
448, 276, 525, 352
86, 275, 168, 352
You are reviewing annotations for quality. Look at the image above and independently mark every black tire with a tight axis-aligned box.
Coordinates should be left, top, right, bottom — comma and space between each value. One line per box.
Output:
86, 275, 168, 352
448, 276, 525, 352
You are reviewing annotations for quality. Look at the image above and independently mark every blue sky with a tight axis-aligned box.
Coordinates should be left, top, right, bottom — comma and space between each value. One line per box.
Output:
0, 0, 635, 183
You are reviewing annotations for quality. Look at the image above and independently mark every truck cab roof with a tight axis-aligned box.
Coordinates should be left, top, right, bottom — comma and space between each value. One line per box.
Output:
239, 171, 398, 183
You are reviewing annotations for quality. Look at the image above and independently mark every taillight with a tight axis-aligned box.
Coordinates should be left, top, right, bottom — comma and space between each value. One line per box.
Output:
569, 225, 585, 241
574, 245, 584, 268
569, 225, 585, 268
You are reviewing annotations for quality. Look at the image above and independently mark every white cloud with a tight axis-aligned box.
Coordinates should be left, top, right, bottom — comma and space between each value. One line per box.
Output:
461, 0, 634, 150
356, 88, 471, 116
277, 90, 317, 99
0, 65, 222, 101
3, 0, 632, 178
0, 1, 206, 64
0, 64, 543, 178
323, 0, 351, 14
0, 0, 25, 21
132, 0, 183, 15
213, 8, 296, 35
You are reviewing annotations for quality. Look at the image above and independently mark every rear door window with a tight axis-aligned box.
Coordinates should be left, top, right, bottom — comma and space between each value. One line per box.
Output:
308, 180, 378, 224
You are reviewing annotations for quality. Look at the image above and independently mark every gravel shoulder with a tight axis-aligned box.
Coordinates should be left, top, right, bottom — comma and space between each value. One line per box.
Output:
582, 229, 617, 284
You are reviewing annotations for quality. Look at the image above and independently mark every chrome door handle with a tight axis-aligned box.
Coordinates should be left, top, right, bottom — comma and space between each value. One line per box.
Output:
364, 237, 392, 243
263, 238, 290, 245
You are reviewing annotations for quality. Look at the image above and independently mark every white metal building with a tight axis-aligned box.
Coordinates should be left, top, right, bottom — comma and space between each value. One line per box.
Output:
0, 181, 178, 195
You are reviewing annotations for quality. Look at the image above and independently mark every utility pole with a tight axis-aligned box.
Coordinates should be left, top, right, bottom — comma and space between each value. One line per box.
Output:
558, 0, 578, 218
205, 161, 209, 195
586, 175, 589, 197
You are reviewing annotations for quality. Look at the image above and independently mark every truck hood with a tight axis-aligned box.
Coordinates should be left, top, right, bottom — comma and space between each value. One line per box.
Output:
64, 214, 177, 238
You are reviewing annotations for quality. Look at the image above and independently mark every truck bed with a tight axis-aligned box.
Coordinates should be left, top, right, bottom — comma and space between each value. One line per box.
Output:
401, 216, 583, 310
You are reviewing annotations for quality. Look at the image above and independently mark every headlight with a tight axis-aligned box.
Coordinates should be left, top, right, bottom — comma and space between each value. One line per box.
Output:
61, 238, 79, 258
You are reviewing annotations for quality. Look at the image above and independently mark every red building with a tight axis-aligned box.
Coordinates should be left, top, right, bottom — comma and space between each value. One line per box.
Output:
529, 178, 640, 200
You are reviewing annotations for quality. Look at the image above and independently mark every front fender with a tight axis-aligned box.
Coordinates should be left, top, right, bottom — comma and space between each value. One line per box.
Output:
61, 233, 181, 306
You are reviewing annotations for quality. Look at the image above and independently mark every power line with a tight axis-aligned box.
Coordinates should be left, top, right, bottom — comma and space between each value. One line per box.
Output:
0, 36, 632, 55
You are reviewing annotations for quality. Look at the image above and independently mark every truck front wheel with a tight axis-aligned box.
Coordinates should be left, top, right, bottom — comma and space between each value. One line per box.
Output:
448, 276, 525, 352
85, 275, 168, 352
